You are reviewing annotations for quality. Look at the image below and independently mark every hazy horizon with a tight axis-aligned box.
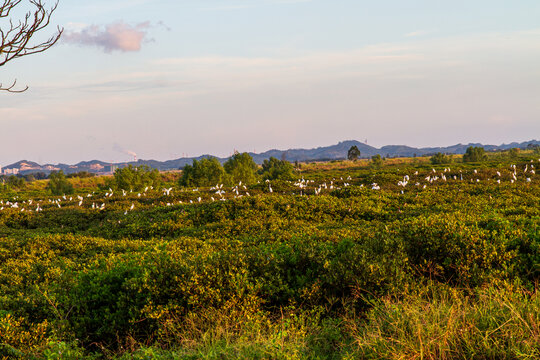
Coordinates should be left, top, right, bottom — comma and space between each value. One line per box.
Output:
1, 1, 539, 165
1, 138, 538, 168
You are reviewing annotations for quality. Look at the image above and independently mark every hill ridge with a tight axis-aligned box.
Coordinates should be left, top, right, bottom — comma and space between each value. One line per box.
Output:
2, 139, 539, 175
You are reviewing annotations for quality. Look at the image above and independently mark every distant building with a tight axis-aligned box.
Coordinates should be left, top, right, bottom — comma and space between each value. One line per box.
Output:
3, 168, 19, 175
104, 165, 118, 174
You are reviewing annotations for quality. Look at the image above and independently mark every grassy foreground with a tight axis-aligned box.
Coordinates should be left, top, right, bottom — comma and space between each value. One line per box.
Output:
1, 155, 539, 359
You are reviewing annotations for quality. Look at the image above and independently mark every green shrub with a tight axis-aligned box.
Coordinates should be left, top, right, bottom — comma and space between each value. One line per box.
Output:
224, 152, 258, 185
260, 157, 294, 181
400, 214, 515, 286
108, 165, 161, 191
179, 157, 228, 187
371, 154, 383, 167
61, 260, 154, 348
47, 171, 74, 195
1, 157, 539, 358
430, 152, 452, 165
463, 146, 487, 162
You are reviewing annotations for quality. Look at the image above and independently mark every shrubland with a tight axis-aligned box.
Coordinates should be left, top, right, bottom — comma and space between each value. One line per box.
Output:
0, 152, 539, 359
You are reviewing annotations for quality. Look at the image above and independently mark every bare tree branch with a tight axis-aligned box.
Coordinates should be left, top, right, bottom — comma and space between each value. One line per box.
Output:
0, 0, 63, 92
0, 78, 28, 92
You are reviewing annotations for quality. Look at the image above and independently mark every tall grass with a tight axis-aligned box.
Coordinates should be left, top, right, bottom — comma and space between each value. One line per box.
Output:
351, 283, 540, 359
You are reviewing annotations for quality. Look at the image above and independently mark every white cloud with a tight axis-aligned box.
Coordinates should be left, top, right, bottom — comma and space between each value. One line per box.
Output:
63, 22, 152, 53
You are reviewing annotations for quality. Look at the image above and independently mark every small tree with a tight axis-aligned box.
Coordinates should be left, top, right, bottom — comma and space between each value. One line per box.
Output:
179, 157, 228, 187
6, 175, 25, 189
260, 157, 294, 181
371, 154, 383, 168
1, 1, 63, 92
47, 170, 73, 195
110, 165, 161, 191
525, 143, 540, 155
507, 148, 520, 158
430, 152, 452, 165
224, 152, 258, 185
463, 146, 487, 163
67, 171, 96, 178
31, 171, 48, 180
347, 145, 361, 161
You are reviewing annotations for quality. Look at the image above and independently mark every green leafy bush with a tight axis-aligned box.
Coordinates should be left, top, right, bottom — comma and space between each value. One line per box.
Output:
47, 171, 74, 195
371, 154, 383, 167
463, 146, 487, 162
430, 152, 452, 164
260, 157, 294, 181
108, 165, 161, 191
179, 157, 228, 187
62, 259, 154, 348
0, 157, 539, 358
224, 152, 258, 184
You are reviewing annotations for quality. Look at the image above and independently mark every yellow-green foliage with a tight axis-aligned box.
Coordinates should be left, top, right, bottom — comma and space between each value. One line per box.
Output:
0, 156, 538, 358
0, 314, 49, 358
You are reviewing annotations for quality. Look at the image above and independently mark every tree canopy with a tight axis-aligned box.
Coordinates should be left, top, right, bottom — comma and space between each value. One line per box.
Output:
347, 146, 361, 161
463, 146, 487, 163
223, 152, 258, 185
179, 157, 228, 187
109, 165, 161, 191
46, 170, 73, 195
260, 157, 294, 181
430, 152, 452, 165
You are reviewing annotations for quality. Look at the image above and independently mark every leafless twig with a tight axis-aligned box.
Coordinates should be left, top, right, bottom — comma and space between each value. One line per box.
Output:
0, 0, 63, 92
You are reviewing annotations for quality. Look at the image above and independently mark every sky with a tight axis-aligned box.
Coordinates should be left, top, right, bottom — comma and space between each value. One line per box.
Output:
1, 0, 540, 165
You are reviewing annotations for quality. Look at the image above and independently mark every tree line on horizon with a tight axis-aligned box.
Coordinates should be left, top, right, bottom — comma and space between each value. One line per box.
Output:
347, 144, 522, 166
2, 145, 539, 196
179, 152, 294, 187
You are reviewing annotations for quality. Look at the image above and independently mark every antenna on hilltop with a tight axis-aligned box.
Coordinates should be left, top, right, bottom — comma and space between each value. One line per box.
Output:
365, 139, 368, 144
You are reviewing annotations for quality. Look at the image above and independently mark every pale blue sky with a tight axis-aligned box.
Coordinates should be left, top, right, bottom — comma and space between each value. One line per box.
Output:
1, 0, 539, 165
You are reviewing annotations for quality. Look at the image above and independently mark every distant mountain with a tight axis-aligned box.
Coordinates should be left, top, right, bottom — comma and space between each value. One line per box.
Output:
2, 139, 539, 175
7, 160, 42, 169
249, 140, 378, 163
1, 160, 60, 175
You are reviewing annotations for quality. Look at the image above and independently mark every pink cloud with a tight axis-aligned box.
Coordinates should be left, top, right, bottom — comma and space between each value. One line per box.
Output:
63, 21, 152, 52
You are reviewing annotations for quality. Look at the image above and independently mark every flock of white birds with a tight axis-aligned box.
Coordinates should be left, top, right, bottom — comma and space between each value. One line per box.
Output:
0, 161, 537, 215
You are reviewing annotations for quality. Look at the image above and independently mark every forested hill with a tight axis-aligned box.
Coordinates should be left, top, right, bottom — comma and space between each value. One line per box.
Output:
2, 139, 540, 174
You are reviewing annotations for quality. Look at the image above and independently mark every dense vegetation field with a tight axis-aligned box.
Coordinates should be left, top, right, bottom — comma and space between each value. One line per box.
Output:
1, 153, 539, 359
